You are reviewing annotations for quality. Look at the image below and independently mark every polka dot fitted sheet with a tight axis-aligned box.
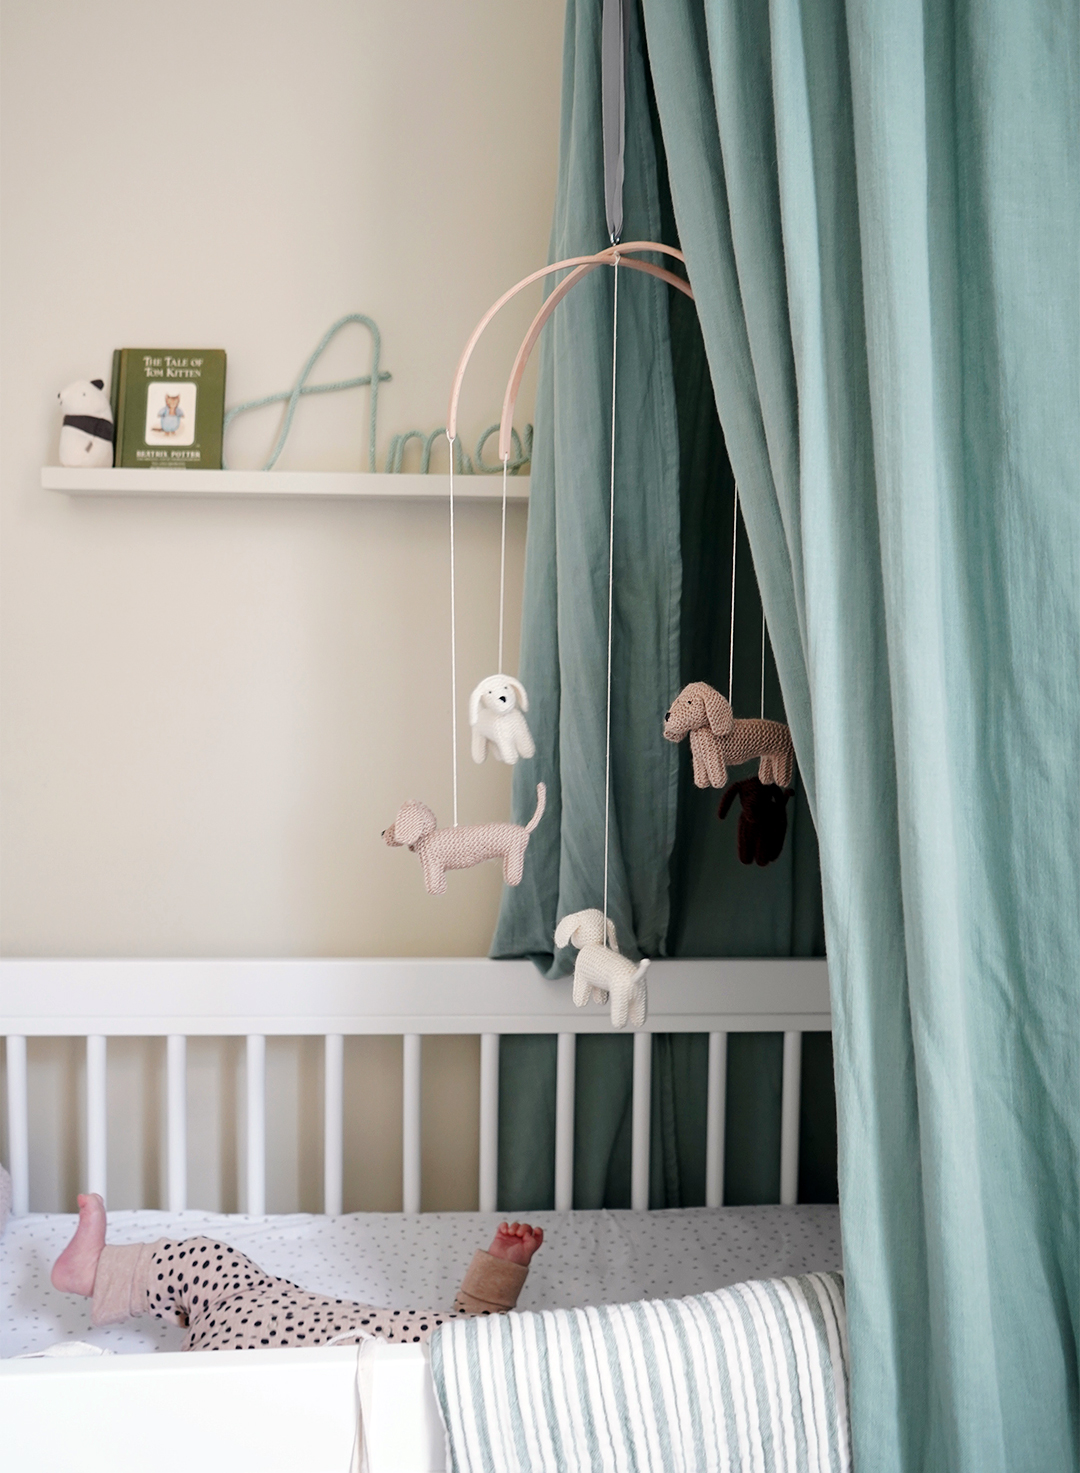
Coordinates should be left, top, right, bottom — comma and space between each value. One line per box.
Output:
1, 1204, 841, 1357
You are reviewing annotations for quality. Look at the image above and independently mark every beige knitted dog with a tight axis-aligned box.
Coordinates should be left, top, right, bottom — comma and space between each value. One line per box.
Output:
383, 783, 546, 896
663, 682, 794, 790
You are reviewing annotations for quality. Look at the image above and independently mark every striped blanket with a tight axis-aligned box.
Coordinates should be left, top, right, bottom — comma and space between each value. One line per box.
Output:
431, 1272, 849, 1473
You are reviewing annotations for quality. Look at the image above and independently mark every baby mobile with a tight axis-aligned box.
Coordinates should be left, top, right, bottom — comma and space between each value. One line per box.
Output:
379, 382, 546, 896
384, 0, 701, 1030
661, 487, 796, 865
379, 265, 552, 897
381, 231, 691, 938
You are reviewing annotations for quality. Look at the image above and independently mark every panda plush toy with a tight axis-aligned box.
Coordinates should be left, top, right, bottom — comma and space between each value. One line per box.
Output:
58, 379, 114, 467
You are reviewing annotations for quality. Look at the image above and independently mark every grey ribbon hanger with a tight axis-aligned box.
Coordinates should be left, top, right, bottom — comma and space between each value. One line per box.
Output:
601, 0, 628, 244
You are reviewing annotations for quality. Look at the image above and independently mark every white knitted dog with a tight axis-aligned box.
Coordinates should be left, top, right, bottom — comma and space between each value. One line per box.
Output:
469, 675, 535, 765
554, 908, 650, 1030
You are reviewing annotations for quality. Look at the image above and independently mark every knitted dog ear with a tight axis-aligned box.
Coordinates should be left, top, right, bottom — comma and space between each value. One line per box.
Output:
605, 916, 619, 952
506, 677, 529, 712
700, 684, 734, 737
554, 912, 581, 951
467, 679, 488, 727
385, 801, 433, 848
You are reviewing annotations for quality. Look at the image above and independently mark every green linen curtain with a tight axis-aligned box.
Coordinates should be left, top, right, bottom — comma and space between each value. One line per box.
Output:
642, 1, 1079, 1470
490, 0, 683, 972
492, 0, 833, 1212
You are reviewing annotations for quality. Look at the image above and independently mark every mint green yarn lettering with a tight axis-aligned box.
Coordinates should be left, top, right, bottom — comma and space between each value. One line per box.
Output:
222, 314, 389, 472
222, 313, 533, 476
385, 423, 532, 474
473, 423, 532, 473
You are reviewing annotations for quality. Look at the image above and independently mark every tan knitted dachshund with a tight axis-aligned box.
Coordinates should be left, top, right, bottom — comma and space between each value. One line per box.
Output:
383, 783, 546, 896
663, 682, 794, 790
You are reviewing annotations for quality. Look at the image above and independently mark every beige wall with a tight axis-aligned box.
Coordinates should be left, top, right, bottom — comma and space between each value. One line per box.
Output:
0, 0, 563, 1210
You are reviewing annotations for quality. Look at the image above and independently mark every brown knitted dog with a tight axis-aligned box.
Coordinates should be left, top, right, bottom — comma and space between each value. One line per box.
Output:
383, 783, 546, 896
663, 682, 794, 790
718, 777, 794, 866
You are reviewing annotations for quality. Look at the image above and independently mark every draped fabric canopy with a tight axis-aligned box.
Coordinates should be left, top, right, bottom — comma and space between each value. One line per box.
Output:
495, 0, 1078, 1466
641, 0, 1079, 1467
491, 0, 832, 1215
492, 0, 827, 971
491, 0, 683, 972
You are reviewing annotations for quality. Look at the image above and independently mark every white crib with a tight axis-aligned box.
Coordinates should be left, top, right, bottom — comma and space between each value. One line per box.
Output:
1, 956, 831, 1473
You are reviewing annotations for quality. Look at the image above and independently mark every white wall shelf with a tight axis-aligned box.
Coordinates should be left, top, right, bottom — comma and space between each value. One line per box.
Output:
40, 467, 529, 502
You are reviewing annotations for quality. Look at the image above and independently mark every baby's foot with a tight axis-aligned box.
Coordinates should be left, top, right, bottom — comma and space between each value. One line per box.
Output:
51, 1193, 106, 1297
488, 1221, 544, 1268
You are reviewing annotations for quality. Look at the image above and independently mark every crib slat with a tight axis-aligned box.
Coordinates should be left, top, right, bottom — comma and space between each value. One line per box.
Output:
402, 1033, 422, 1214
246, 1034, 266, 1216
324, 1034, 344, 1217
5, 1035, 30, 1215
166, 1034, 187, 1212
705, 1030, 728, 1208
780, 1030, 802, 1206
631, 1031, 652, 1212
86, 1035, 107, 1201
478, 1033, 499, 1214
554, 1032, 576, 1212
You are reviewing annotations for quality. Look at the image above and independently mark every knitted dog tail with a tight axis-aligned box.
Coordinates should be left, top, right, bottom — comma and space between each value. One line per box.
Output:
524, 782, 547, 833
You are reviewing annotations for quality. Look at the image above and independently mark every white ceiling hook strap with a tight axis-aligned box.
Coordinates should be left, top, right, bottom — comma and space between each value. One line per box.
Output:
602, 0, 628, 245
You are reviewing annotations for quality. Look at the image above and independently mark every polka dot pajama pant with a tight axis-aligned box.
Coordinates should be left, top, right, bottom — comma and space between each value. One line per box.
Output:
91, 1235, 527, 1353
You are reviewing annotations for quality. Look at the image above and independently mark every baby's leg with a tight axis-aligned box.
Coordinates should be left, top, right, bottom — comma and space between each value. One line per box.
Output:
89, 1234, 493, 1350
52, 1193, 106, 1297
87, 1234, 381, 1350
340, 1221, 545, 1345
86, 1235, 277, 1336
452, 1221, 542, 1313
64, 1214, 544, 1351
250, 1223, 545, 1348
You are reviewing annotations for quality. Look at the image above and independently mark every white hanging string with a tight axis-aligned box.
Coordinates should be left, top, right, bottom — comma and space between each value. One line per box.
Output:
446, 433, 459, 827
498, 454, 509, 673
728, 483, 739, 703
602, 256, 620, 945
760, 608, 766, 719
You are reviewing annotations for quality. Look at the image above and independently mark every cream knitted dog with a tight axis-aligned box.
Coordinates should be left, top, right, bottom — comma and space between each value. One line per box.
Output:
383, 783, 546, 896
663, 682, 794, 790
554, 908, 650, 1030
469, 675, 535, 765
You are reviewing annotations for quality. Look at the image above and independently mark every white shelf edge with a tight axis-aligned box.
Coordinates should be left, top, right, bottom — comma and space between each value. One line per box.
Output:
41, 467, 529, 502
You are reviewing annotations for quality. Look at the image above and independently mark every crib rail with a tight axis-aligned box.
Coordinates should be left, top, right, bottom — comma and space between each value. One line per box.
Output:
1, 957, 829, 1219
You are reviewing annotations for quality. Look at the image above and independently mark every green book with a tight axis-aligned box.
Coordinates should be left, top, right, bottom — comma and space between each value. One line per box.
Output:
109, 348, 122, 437
111, 349, 227, 469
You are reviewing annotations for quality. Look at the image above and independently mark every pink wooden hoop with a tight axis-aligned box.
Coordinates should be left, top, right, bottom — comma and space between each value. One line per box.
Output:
446, 242, 693, 458
498, 257, 693, 461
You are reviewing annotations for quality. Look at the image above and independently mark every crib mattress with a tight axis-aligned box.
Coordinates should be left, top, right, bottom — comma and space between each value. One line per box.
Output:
1, 1203, 841, 1357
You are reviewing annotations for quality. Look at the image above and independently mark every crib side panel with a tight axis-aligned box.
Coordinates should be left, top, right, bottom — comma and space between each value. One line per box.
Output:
0, 1349, 362, 1473
1, 957, 830, 1214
